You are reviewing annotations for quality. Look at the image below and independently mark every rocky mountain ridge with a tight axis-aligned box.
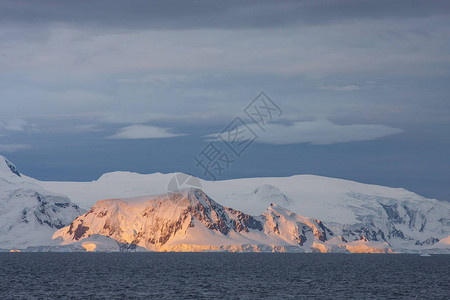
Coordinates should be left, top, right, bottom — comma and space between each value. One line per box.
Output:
54, 188, 394, 253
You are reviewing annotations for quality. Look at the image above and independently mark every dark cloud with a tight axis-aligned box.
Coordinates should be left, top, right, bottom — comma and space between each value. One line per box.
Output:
1, 0, 449, 30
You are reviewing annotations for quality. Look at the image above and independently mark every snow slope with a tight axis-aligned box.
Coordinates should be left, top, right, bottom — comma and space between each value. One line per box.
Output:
39, 171, 446, 223
0, 156, 84, 249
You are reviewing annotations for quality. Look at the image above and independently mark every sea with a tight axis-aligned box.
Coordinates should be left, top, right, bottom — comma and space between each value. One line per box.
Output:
0, 253, 449, 299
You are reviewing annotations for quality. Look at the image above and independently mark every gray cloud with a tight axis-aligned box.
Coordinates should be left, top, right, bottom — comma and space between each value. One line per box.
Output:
0, 118, 37, 132
0, 118, 28, 131
0, 0, 448, 145
1, 1, 449, 30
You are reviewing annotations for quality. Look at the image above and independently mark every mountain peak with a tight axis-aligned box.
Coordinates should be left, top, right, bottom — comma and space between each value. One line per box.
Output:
251, 184, 292, 207
0, 155, 21, 178
166, 187, 214, 208
174, 187, 205, 197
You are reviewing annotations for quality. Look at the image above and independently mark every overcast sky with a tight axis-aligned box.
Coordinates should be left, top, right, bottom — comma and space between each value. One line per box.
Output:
1, 0, 449, 201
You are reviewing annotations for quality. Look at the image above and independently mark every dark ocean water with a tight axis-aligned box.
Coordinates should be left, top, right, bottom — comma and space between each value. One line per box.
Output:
0, 253, 449, 299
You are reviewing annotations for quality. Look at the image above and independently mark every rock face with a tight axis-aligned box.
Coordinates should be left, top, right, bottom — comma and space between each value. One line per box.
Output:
54, 189, 265, 251
261, 203, 332, 246
53, 188, 392, 253
0, 156, 84, 249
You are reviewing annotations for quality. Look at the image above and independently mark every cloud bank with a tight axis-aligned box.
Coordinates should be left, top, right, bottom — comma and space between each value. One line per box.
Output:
208, 120, 403, 145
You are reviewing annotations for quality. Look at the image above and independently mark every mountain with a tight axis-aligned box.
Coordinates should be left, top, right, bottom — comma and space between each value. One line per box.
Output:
54, 188, 265, 252
1, 156, 448, 253
0, 155, 84, 249
53, 188, 393, 253
41, 171, 450, 253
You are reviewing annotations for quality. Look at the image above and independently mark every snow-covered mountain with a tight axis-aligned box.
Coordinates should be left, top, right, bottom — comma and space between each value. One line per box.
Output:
1, 155, 448, 253
41, 171, 450, 253
53, 188, 392, 253
0, 156, 84, 249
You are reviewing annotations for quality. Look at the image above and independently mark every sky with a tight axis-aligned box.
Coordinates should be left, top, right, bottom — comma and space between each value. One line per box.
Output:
0, 0, 449, 201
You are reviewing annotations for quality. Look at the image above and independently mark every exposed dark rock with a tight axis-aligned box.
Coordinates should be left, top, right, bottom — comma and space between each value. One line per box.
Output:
415, 237, 439, 246
73, 222, 89, 240
5, 159, 20, 177
296, 235, 307, 246
380, 203, 402, 224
